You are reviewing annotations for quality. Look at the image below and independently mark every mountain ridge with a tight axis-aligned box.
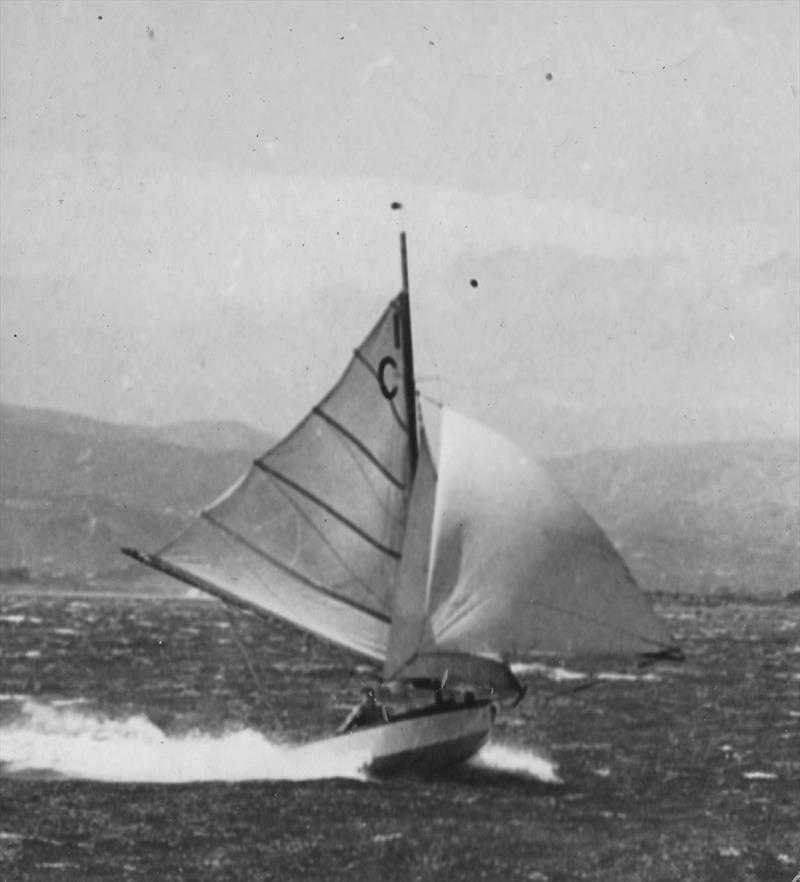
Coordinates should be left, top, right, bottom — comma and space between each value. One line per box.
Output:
1, 403, 797, 597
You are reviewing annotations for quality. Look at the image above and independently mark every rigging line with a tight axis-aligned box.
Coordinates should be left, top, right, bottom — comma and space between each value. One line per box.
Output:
255, 462, 402, 560
419, 391, 444, 409
419, 311, 446, 412
202, 511, 392, 623
222, 600, 284, 733
261, 474, 392, 614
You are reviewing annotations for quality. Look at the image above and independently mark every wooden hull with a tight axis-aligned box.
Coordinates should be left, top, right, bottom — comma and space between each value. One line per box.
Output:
310, 701, 495, 776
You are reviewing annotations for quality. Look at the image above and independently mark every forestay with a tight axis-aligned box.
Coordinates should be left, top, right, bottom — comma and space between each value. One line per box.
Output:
385, 408, 677, 688
137, 296, 415, 661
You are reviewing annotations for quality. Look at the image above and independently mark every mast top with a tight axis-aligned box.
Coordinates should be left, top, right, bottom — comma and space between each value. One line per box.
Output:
400, 230, 409, 295
390, 202, 408, 293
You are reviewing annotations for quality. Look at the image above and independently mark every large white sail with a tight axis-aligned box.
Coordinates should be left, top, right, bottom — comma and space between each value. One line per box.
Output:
385, 408, 676, 687
127, 295, 416, 661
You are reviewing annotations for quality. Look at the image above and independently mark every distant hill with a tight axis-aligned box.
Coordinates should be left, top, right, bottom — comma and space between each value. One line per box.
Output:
0, 403, 797, 597
136, 419, 275, 454
1, 404, 274, 455
0, 404, 273, 584
548, 442, 799, 597
503, 399, 794, 459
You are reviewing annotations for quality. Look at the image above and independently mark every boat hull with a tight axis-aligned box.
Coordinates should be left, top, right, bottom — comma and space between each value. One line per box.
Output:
312, 701, 495, 775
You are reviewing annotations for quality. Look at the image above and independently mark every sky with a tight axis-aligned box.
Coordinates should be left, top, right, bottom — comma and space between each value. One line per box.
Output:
1, 0, 798, 454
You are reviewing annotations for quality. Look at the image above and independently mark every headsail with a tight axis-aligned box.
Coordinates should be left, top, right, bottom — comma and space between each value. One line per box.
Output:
125, 294, 417, 661
385, 408, 677, 688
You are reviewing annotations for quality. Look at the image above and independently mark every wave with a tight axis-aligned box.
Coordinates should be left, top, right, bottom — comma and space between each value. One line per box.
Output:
511, 662, 661, 684
512, 662, 587, 681
0, 699, 369, 783
467, 743, 561, 783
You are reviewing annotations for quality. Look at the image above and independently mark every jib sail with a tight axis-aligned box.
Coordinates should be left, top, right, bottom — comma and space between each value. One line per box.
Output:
385, 408, 677, 691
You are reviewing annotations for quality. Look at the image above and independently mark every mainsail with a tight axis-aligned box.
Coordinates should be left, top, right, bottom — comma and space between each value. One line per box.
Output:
125, 294, 417, 661
385, 408, 678, 690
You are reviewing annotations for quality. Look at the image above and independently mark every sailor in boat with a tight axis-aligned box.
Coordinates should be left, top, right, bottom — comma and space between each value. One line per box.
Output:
434, 682, 456, 707
432, 669, 457, 707
337, 687, 390, 734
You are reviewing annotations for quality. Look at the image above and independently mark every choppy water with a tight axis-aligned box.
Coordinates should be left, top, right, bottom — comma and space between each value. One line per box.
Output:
1, 593, 797, 881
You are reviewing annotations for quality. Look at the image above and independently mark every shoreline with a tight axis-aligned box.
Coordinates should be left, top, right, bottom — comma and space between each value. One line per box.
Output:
1, 581, 796, 607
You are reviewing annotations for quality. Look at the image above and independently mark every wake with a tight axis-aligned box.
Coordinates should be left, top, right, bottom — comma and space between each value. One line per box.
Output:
0, 699, 368, 783
0, 699, 560, 785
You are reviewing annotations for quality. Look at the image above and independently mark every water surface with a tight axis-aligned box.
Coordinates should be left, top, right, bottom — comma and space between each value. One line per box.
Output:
1, 593, 797, 881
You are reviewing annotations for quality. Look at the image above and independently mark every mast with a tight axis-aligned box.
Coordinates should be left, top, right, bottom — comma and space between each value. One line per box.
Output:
398, 231, 419, 477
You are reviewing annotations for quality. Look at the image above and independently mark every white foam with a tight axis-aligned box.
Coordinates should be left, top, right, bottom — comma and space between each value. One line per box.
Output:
1, 701, 564, 785
1, 614, 44, 624
511, 662, 660, 684
0, 699, 368, 783
742, 771, 778, 780
512, 662, 587, 682
469, 742, 561, 783
595, 671, 661, 682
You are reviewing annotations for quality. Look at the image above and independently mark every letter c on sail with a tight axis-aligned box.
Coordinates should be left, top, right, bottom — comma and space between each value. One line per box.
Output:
378, 356, 398, 400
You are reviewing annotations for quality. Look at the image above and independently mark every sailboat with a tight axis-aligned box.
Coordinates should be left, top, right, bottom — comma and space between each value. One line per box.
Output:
123, 230, 679, 774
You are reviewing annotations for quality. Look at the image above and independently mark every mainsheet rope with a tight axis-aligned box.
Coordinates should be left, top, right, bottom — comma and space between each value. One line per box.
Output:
222, 600, 284, 733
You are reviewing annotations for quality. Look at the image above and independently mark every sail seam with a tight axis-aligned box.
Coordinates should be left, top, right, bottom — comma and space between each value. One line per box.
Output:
201, 512, 393, 623
252, 300, 404, 465
265, 468, 392, 612
312, 407, 406, 490
252, 462, 402, 560
122, 547, 387, 661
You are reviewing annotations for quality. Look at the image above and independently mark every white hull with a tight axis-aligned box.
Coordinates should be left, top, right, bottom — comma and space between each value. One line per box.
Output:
305, 702, 495, 775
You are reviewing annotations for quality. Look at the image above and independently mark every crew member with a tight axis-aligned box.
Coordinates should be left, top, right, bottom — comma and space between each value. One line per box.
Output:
337, 687, 389, 734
